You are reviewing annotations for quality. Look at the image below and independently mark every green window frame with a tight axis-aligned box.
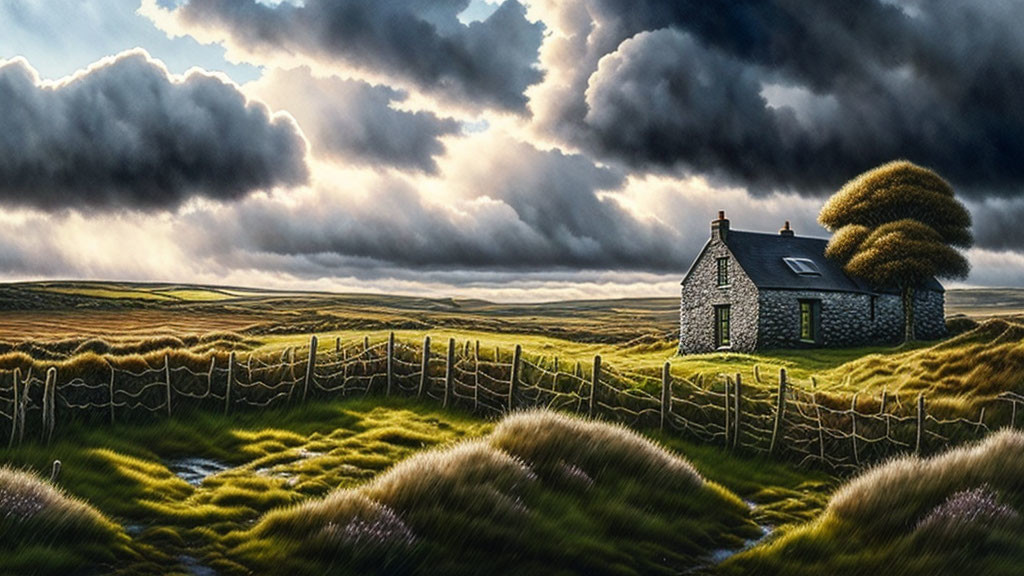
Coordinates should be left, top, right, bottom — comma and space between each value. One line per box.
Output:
799, 300, 820, 343
716, 258, 729, 286
715, 305, 731, 348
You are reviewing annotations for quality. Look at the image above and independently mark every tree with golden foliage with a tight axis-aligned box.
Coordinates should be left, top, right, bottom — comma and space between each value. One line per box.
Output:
819, 161, 972, 343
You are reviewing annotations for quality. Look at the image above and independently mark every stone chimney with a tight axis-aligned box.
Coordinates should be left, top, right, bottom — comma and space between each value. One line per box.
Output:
779, 220, 794, 237
712, 210, 729, 242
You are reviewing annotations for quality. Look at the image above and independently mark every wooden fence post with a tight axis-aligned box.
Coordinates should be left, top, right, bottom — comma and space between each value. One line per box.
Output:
916, 394, 926, 456
225, 352, 235, 415
660, 362, 671, 432
850, 393, 859, 465
418, 336, 431, 398
753, 364, 761, 383
364, 336, 370, 353
733, 373, 742, 449
769, 368, 787, 457
813, 389, 825, 463
444, 338, 455, 408
508, 345, 522, 413
287, 349, 297, 400
724, 376, 732, 447
335, 337, 341, 354
164, 354, 173, 418
880, 389, 890, 439
386, 332, 395, 397
9, 367, 19, 448
304, 336, 318, 402
207, 356, 216, 398
977, 407, 986, 436
589, 355, 601, 418
1012, 400, 1017, 429
43, 367, 56, 444
473, 340, 480, 412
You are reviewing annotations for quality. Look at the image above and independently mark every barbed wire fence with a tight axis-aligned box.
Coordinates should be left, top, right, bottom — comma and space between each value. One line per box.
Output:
0, 332, 1019, 472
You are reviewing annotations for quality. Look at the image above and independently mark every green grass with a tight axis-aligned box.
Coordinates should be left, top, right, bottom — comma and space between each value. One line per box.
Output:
723, 429, 1024, 575
240, 410, 761, 575
0, 398, 489, 574
0, 396, 838, 575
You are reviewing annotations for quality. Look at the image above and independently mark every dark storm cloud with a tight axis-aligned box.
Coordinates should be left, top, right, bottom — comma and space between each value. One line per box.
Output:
189, 136, 689, 272
167, 0, 544, 110
537, 0, 1024, 199
0, 50, 308, 211
968, 199, 1024, 253
254, 68, 461, 173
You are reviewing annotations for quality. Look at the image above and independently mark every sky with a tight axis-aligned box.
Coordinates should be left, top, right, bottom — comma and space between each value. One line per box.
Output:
0, 0, 1022, 301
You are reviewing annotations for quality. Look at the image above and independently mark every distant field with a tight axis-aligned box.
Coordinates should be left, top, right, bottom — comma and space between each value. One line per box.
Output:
1, 281, 1019, 344
1, 281, 1022, 408
0, 281, 680, 343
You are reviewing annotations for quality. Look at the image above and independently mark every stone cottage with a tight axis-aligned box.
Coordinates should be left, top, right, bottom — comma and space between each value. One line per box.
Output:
679, 211, 946, 354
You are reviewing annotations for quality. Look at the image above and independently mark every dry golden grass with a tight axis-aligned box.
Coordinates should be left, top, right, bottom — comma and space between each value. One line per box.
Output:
820, 318, 1024, 403
0, 465, 125, 573
725, 429, 1024, 575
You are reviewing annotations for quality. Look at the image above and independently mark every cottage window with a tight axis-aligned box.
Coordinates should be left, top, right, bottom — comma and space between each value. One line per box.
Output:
715, 305, 731, 348
716, 258, 729, 286
799, 300, 821, 343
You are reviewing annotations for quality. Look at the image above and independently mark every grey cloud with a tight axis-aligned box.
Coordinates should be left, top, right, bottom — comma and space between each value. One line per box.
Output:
0, 51, 307, 211
168, 0, 544, 110
189, 137, 690, 273
968, 199, 1024, 253
253, 68, 460, 173
535, 0, 1024, 200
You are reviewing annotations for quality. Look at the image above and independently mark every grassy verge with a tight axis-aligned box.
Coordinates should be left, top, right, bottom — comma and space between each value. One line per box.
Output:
723, 430, 1024, 575
0, 395, 840, 575
1, 398, 490, 574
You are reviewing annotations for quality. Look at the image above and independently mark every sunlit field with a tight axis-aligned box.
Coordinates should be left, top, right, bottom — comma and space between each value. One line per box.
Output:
1, 282, 1022, 574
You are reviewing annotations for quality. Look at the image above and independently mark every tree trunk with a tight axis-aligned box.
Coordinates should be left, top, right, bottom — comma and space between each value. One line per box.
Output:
902, 284, 916, 343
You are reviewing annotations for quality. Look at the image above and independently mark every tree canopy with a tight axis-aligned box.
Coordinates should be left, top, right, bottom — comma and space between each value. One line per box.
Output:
820, 160, 973, 248
819, 160, 973, 342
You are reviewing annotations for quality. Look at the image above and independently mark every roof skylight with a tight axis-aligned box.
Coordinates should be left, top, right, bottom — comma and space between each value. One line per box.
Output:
783, 257, 821, 276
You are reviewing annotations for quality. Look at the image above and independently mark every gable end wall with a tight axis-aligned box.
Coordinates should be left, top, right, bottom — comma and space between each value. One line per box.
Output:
679, 237, 759, 354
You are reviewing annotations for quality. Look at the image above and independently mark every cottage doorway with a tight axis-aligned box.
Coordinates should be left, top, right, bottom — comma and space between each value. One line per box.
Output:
714, 305, 731, 348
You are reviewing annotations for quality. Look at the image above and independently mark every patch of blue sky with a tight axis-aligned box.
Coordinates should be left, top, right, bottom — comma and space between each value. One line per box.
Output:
0, 0, 260, 82
458, 0, 501, 24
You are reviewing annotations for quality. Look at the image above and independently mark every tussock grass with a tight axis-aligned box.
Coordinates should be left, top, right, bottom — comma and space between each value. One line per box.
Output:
725, 429, 1024, 575
0, 397, 488, 574
245, 410, 758, 575
0, 465, 126, 574
819, 319, 1024, 404
0, 332, 257, 363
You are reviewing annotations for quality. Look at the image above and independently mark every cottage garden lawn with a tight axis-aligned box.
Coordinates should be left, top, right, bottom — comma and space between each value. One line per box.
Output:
2, 282, 1024, 574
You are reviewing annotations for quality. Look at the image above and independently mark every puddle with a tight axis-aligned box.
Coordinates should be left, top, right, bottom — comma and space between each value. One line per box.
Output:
254, 448, 326, 482
167, 458, 232, 486
178, 554, 218, 576
706, 523, 773, 564
688, 500, 775, 573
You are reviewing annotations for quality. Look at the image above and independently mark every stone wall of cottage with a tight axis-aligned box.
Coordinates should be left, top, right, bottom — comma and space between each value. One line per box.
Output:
679, 236, 760, 354
757, 288, 946, 349
912, 289, 947, 340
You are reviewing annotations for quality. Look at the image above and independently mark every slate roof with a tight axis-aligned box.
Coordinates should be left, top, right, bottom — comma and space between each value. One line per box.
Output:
721, 230, 944, 294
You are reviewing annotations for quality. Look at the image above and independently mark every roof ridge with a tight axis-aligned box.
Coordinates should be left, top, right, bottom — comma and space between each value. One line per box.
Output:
727, 229, 830, 242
